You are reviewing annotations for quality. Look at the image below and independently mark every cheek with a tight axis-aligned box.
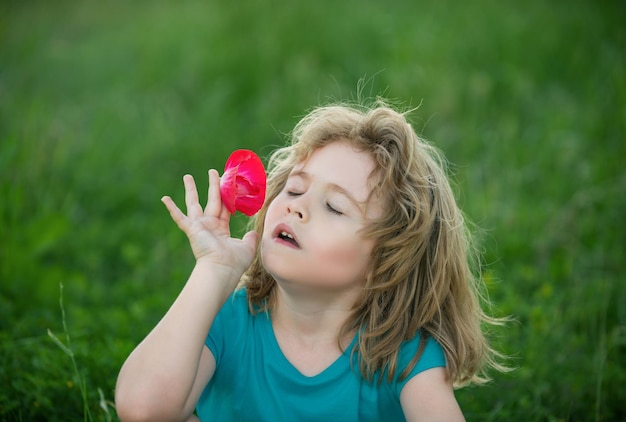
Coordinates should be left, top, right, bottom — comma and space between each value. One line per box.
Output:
311, 235, 373, 274
262, 201, 280, 234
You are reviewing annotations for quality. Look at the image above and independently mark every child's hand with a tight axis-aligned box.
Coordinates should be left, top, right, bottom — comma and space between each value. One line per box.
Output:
161, 170, 258, 279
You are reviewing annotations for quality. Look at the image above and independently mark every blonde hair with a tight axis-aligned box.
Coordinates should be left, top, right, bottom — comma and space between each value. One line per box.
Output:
241, 100, 505, 387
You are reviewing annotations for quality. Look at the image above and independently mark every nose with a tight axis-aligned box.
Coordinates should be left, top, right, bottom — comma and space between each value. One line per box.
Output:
286, 196, 307, 220
287, 204, 304, 219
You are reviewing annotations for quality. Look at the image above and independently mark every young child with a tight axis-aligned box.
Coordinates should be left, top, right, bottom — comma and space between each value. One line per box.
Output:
115, 101, 503, 421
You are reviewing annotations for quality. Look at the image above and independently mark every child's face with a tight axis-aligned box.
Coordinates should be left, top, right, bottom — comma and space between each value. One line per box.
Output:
261, 141, 383, 295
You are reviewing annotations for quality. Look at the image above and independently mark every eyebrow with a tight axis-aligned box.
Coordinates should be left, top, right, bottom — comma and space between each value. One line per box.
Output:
289, 170, 367, 211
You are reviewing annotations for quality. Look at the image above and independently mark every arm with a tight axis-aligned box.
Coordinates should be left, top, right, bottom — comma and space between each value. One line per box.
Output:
115, 170, 258, 422
400, 367, 465, 422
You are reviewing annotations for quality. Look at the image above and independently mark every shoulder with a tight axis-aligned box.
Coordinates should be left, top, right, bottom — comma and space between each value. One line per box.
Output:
394, 335, 446, 392
399, 335, 446, 371
214, 288, 252, 325
230, 287, 249, 307
211, 288, 249, 323
205, 288, 254, 362
399, 367, 465, 422
395, 335, 464, 421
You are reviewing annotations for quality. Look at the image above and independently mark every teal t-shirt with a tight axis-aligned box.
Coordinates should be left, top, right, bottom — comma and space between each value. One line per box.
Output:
196, 289, 446, 421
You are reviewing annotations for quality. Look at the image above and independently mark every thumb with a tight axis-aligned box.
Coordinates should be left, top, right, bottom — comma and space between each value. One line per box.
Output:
241, 230, 259, 252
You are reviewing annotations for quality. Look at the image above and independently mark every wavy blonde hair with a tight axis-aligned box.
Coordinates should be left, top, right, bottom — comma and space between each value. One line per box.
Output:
240, 100, 505, 387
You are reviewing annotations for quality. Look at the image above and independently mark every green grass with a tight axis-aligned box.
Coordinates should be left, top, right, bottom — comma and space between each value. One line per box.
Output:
1, 0, 624, 420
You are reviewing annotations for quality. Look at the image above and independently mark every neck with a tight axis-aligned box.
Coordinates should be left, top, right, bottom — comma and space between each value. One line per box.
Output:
272, 283, 359, 346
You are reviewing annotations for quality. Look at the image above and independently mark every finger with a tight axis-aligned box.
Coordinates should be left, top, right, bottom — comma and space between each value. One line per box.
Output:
219, 201, 231, 221
206, 169, 224, 217
183, 174, 203, 218
161, 196, 189, 232
241, 230, 259, 251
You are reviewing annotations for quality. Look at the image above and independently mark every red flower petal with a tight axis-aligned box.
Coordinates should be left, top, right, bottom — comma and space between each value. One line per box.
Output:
219, 149, 266, 216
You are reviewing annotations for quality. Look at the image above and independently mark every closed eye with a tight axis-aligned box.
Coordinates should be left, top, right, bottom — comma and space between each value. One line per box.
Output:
287, 191, 303, 197
326, 203, 343, 215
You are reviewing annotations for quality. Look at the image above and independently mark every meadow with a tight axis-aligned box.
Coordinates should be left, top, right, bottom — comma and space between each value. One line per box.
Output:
1, 0, 624, 420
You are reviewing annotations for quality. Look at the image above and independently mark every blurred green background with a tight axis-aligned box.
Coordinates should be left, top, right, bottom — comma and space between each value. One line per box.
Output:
1, 0, 624, 420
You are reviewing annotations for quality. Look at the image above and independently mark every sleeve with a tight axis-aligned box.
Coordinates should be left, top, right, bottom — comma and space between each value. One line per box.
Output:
394, 335, 447, 396
204, 289, 247, 367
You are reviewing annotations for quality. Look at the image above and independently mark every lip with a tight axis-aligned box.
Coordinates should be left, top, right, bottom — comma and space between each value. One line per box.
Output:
272, 223, 301, 249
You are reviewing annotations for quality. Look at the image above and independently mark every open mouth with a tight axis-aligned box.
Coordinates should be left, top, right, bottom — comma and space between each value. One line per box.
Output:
274, 227, 300, 248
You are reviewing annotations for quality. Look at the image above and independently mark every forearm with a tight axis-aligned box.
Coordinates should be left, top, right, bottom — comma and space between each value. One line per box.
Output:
116, 259, 240, 420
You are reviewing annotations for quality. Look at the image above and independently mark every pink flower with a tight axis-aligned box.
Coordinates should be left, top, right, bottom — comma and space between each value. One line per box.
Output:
220, 149, 266, 216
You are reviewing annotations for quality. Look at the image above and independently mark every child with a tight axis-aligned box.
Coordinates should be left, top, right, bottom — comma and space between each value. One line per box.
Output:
115, 100, 504, 421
